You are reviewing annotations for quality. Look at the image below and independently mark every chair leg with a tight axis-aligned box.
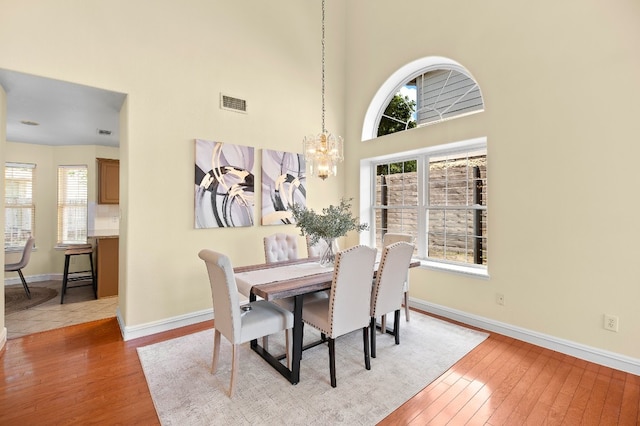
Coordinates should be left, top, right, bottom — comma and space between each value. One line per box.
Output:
381, 314, 387, 334
262, 335, 270, 352
370, 317, 377, 358
394, 309, 401, 345
285, 329, 291, 370
404, 291, 410, 321
61, 254, 71, 304
17, 270, 31, 299
211, 329, 221, 374
229, 343, 239, 397
363, 327, 371, 371
88, 252, 97, 299
328, 338, 336, 388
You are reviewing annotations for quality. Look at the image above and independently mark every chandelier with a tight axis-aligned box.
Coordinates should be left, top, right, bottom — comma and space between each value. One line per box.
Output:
303, 0, 344, 180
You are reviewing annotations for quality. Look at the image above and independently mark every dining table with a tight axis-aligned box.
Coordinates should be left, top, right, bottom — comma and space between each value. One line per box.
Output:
233, 255, 420, 385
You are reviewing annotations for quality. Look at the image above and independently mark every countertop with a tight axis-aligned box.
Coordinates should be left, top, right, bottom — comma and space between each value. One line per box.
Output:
88, 229, 119, 238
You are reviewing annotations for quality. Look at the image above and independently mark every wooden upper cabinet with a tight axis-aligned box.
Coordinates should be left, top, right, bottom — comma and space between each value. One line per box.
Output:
97, 158, 120, 204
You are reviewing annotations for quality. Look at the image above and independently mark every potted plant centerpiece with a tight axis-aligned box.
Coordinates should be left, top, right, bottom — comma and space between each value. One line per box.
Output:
290, 198, 369, 266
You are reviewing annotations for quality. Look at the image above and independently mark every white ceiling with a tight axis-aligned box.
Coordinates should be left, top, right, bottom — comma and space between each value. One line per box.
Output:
0, 69, 126, 147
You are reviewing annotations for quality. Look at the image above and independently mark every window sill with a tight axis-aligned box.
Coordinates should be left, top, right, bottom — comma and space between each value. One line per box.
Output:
419, 259, 489, 279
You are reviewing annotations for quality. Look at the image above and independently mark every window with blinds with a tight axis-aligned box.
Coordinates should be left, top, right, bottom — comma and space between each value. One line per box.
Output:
57, 165, 88, 245
4, 163, 35, 249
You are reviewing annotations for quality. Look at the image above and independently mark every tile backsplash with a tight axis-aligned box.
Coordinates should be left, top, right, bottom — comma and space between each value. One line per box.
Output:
88, 202, 120, 233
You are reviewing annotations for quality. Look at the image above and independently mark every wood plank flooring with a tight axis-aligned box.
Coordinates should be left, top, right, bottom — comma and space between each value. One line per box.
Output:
1, 313, 638, 425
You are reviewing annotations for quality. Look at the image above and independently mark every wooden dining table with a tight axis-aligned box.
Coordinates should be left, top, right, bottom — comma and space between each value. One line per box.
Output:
234, 256, 420, 385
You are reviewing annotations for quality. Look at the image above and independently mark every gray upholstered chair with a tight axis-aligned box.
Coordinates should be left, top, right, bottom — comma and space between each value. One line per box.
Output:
370, 241, 415, 358
4, 236, 35, 299
382, 233, 414, 321
264, 233, 299, 263
301, 245, 377, 387
198, 249, 294, 397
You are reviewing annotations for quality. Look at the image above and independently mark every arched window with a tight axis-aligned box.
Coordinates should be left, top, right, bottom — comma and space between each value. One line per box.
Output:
361, 56, 484, 141
360, 57, 488, 276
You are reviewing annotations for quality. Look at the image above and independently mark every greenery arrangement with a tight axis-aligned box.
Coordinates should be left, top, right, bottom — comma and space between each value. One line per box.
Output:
289, 198, 369, 246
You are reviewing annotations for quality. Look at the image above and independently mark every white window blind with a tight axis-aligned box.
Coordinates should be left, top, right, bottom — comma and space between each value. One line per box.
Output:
5, 162, 35, 249
57, 165, 88, 245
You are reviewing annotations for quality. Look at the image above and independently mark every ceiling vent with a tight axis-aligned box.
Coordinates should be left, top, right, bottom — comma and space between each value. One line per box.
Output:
220, 93, 247, 114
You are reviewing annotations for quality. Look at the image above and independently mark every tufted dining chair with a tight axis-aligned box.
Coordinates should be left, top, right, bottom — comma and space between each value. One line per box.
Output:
4, 236, 35, 299
370, 241, 415, 358
198, 249, 294, 397
382, 233, 414, 322
264, 233, 299, 263
301, 245, 377, 387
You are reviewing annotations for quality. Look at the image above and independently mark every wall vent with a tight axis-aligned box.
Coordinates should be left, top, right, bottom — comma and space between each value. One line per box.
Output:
220, 93, 247, 113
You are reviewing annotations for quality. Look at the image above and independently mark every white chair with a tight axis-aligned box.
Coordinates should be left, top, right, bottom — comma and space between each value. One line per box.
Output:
370, 241, 415, 358
382, 233, 414, 322
264, 233, 299, 263
4, 236, 35, 299
301, 245, 377, 387
198, 249, 294, 397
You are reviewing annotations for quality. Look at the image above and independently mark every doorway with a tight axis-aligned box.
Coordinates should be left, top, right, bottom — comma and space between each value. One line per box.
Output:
1, 69, 126, 339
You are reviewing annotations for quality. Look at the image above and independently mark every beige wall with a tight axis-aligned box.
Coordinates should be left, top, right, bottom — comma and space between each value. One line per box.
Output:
344, 0, 640, 359
1, 0, 639, 362
0, 0, 346, 332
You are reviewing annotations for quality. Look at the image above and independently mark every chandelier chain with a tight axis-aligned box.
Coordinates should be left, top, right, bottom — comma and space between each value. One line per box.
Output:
321, 0, 326, 133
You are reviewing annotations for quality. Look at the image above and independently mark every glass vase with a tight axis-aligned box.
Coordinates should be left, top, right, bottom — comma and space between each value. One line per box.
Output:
319, 238, 338, 267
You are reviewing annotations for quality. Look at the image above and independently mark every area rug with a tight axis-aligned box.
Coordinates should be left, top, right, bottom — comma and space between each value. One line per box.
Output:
4, 284, 58, 315
138, 311, 488, 425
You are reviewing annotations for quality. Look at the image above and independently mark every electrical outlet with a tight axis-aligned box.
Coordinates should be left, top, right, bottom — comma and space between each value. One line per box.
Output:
604, 314, 619, 332
496, 293, 505, 306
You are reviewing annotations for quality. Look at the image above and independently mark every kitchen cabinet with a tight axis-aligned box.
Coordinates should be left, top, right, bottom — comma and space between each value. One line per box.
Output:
96, 237, 118, 298
97, 158, 119, 204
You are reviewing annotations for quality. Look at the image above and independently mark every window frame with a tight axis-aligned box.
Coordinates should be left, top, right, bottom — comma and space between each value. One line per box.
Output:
361, 56, 483, 142
4, 162, 36, 251
360, 137, 488, 278
57, 164, 89, 246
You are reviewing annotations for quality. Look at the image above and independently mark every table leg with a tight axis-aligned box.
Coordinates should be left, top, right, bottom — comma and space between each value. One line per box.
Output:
291, 294, 304, 384
250, 292, 257, 350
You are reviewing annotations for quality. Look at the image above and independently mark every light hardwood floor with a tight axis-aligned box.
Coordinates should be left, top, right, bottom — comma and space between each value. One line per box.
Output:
0, 311, 638, 425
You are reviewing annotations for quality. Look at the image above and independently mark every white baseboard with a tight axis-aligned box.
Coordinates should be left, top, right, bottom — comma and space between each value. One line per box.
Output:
117, 307, 214, 341
4, 274, 58, 286
411, 298, 640, 376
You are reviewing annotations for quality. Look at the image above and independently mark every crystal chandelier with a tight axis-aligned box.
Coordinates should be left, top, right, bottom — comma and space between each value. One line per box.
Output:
303, 0, 344, 180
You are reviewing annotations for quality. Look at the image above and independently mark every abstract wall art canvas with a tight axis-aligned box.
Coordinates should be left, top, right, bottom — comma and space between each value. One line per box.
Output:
195, 139, 255, 228
261, 149, 306, 225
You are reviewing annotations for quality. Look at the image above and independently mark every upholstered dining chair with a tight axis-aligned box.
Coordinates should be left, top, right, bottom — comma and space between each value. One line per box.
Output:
4, 236, 35, 299
301, 244, 377, 387
198, 249, 294, 397
264, 233, 299, 263
370, 241, 415, 358
382, 232, 414, 322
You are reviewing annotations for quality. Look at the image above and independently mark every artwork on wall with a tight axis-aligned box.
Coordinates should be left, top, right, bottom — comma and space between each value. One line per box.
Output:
194, 138, 255, 228
261, 149, 306, 225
